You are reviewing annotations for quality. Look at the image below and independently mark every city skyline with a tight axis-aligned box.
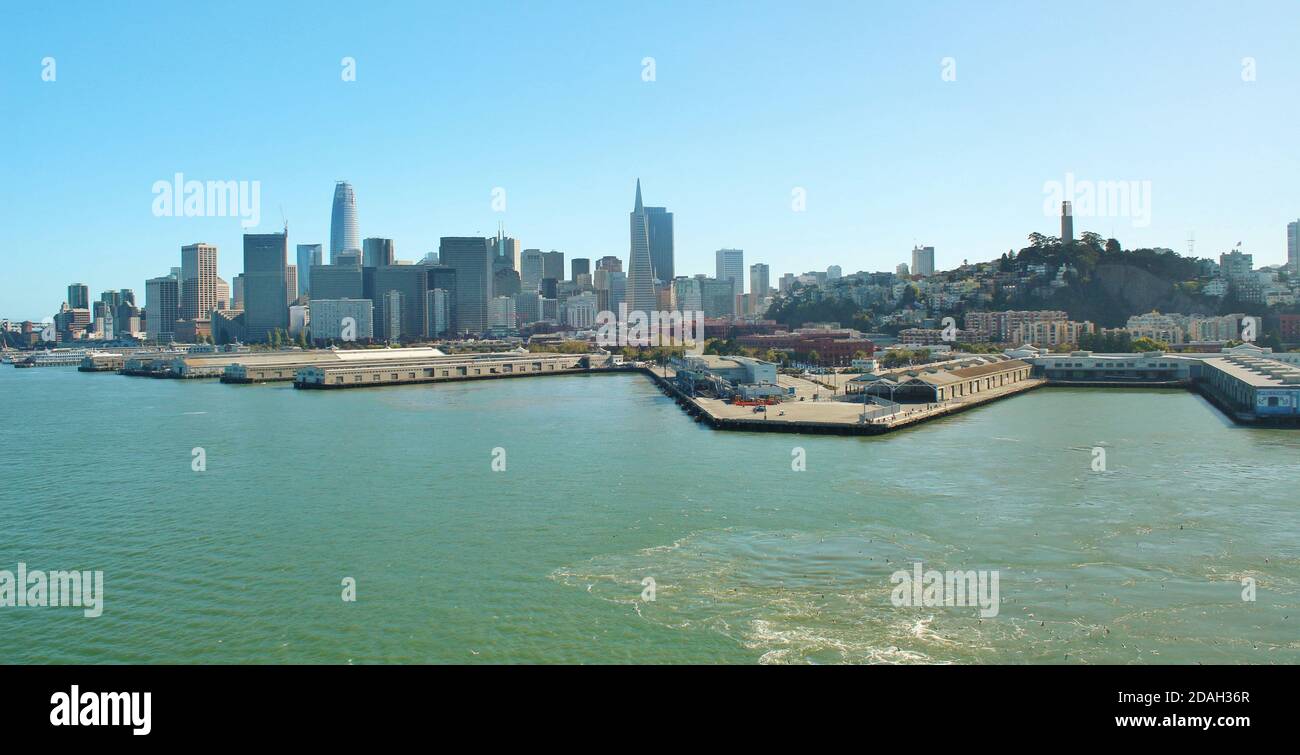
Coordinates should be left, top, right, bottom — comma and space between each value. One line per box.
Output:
5, 1, 1299, 319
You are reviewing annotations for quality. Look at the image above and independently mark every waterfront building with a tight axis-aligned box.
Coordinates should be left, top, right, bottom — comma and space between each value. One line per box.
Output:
145, 276, 180, 343
626, 180, 657, 314
439, 237, 494, 336
311, 298, 373, 342
242, 231, 289, 343
296, 244, 323, 298
181, 243, 219, 320
329, 181, 360, 263
849, 356, 1031, 402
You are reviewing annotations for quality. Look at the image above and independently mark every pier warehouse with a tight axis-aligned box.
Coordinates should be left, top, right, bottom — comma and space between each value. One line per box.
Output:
847, 356, 1032, 402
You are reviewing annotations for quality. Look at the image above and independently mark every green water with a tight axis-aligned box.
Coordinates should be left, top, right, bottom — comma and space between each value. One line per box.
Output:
1, 367, 1296, 664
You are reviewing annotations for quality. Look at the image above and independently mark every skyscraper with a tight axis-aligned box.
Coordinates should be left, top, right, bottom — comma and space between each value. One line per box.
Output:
145, 276, 179, 343
363, 237, 395, 268
541, 251, 565, 282
520, 249, 544, 292
285, 265, 298, 304
596, 256, 622, 272
646, 206, 674, 283
1288, 220, 1299, 274
715, 248, 744, 297
1061, 201, 1075, 243
329, 181, 359, 263
67, 283, 89, 309
493, 227, 521, 273
571, 258, 591, 282
374, 264, 429, 341
439, 237, 493, 336
180, 243, 219, 320
242, 231, 289, 343
626, 179, 657, 314
296, 244, 322, 298
911, 245, 935, 277
749, 263, 770, 314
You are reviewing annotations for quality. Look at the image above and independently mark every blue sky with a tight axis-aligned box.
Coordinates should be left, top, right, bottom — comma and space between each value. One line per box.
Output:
2, 0, 1298, 319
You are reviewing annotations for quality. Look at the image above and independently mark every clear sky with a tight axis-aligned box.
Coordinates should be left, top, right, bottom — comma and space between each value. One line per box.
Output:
3, 0, 1298, 319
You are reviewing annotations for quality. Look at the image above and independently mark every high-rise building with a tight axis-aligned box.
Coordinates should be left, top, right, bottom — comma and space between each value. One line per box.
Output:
489, 296, 517, 333
145, 276, 180, 343
382, 290, 403, 341
426, 266, 457, 336
571, 258, 591, 282
541, 251, 565, 283
329, 181, 359, 263
493, 268, 521, 297
826, 266, 842, 280
374, 264, 429, 341
180, 243, 219, 320
426, 289, 451, 337
715, 248, 744, 297
67, 283, 89, 309
242, 231, 289, 343
911, 245, 935, 277
700, 276, 736, 317
1061, 201, 1074, 243
310, 265, 363, 300
520, 249, 544, 292
309, 299, 373, 342
1288, 220, 1299, 274
749, 264, 770, 314
363, 237, 395, 268
1220, 250, 1254, 280
646, 206, 674, 283
673, 277, 703, 313
295, 244, 322, 298
596, 256, 622, 273
285, 265, 298, 304
493, 228, 521, 273
626, 179, 658, 314
439, 237, 494, 336
232, 274, 245, 309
